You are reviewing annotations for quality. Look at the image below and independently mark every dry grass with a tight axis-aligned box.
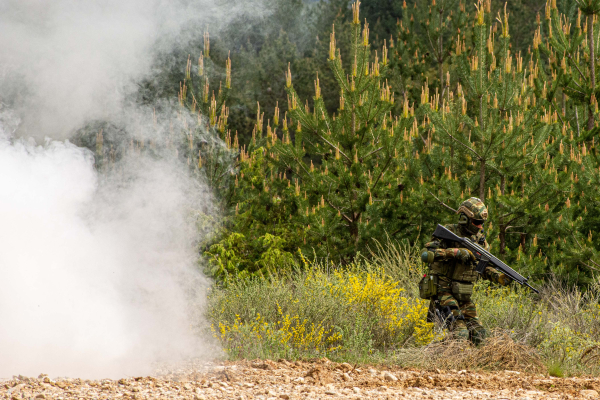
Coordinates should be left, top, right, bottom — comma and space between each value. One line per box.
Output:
471, 332, 545, 372
581, 345, 600, 369
391, 330, 544, 373
367, 236, 423, 298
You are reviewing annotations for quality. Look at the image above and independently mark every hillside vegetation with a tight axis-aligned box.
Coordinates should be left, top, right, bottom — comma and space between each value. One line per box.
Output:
208, 240, 600, 376
177, 0, 600, 287
85, 0, 600, 376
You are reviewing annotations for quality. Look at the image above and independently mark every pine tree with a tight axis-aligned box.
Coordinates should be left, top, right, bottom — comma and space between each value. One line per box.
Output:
230, 29, 304, 143
206, 120, 302, 278
391, 0, 470, 108
196, 0, 600, 283
269, 1, 417, 261
532, 0, 600, 281
178, 31, 237, 200
417, 1, 584, 283
536, 0, 599, 135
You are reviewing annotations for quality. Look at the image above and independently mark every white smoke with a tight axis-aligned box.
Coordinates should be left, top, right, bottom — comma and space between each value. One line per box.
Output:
0, 0, 261, 379
0, 0, 259, 139
0, 110, 218, 378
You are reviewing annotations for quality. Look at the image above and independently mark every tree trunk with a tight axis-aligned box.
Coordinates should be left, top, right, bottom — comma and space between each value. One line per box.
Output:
438, 5, 444, 102
350, 221, 359, 247
352, 106, 356, 137
499, 227, 506, 255
478, 91, 485, 202
479, 159, 486, 201
499, 175, 506, 255
588, 14, 596, 131
576, 107, 581, 136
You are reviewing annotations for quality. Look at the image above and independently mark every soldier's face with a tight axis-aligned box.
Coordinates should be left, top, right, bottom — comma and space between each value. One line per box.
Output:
471, 219, 484, 230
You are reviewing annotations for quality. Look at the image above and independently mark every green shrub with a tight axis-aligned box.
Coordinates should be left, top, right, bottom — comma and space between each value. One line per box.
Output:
547, 361, 565, 378
207, 240, 437, 362
207, 239, 600, 376
473, 278, 600, 376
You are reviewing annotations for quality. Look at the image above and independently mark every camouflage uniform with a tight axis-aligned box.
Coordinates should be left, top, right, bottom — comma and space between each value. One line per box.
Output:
421, 198, 509, 344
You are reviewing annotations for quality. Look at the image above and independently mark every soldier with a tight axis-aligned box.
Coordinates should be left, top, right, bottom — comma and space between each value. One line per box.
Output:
419, 197, 510, 344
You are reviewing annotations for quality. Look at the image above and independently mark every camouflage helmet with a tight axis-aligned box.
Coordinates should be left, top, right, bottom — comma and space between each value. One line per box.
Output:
457, 197, 488, 221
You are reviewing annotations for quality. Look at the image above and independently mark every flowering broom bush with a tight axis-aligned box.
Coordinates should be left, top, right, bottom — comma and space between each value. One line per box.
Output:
208, 251, 437, 361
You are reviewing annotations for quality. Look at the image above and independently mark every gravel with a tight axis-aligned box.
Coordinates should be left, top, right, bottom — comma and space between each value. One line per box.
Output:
1, 358, 598, 399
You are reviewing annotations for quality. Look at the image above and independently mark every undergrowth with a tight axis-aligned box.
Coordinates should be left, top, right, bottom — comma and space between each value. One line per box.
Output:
206, 239, 600, 376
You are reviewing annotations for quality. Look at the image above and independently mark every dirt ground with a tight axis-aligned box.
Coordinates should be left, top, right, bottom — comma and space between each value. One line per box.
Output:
2, 358, 599, 400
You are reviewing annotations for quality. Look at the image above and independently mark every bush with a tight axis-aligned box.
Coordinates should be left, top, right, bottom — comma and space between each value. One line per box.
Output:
204, 232, 297, 279
207, 241, 437, 362
207, 240, 600, 376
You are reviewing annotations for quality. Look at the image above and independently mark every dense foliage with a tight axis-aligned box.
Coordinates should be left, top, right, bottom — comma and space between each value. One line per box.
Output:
186, 0, 600, 287
78, 0, 600, 286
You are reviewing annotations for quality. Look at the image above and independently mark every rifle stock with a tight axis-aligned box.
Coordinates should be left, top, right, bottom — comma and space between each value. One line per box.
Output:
432, 224, 539, 294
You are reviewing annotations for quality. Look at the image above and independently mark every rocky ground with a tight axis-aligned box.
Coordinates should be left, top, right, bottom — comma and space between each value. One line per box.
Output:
2, 359, 599, 400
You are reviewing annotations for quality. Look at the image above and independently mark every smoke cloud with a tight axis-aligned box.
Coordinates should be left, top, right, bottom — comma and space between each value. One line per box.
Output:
0, 0, 259, 139
0, 125, 216, 378
0, 0, 260, 379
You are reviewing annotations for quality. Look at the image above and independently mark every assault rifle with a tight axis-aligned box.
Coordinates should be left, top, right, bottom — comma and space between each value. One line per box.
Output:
432, 224, 539, 294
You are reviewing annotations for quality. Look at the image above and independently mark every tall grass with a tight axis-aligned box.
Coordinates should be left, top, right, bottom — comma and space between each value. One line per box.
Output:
206, 239, 600, 376
207, 245, 435, 362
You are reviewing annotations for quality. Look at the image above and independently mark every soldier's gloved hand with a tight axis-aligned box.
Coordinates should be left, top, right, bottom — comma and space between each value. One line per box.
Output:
498, 273, 510, 286
421, 250, 435, 264
456, 248, 475, 263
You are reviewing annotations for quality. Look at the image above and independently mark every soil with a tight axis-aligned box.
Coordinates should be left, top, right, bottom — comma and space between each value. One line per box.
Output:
2, 358, 599, 400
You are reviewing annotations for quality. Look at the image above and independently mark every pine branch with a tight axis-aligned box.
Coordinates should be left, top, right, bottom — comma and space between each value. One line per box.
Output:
324, 197, 353, 224
423, 186, 458, 213
364, 146, 383, 159
571, 232, 600, 272
436, 122, 484, 160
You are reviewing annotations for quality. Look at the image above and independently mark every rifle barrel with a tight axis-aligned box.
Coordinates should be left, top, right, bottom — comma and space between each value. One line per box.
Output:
432, 224, 539, 293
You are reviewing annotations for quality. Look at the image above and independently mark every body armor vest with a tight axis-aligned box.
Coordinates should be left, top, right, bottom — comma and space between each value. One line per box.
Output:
427, 224, 489, 283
